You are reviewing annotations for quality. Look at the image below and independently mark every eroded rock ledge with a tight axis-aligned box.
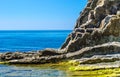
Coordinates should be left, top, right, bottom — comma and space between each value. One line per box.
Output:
0, 42, 120, 64
0, 0, 120, 65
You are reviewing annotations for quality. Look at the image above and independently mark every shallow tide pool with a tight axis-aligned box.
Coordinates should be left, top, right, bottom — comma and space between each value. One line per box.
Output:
0, 64, 67, 77
1, 64, 120, 77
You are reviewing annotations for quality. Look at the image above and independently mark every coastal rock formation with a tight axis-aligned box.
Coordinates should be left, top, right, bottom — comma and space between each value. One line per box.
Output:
60, 0, 120, 52
0, 0, 120, 64
1, 42, 120, 64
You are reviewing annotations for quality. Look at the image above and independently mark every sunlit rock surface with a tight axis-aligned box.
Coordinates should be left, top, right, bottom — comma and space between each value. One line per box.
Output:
61, 0, 120, 52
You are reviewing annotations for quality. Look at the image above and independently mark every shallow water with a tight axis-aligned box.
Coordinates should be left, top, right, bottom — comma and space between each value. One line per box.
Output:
0, 64, 67, 77
1, 64, 120, 77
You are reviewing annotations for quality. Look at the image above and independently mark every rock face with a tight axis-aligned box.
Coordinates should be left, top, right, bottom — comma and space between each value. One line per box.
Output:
0, 0, 120, 64
60, 0, 120, 52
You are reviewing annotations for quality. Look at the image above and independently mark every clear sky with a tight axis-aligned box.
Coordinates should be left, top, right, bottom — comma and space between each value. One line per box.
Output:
0, 0, 87, 30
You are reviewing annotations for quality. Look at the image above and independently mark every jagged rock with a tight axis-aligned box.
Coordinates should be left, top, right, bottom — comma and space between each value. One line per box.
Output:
79, 54, 120, 64
1, 42, 120, 64
60, 0, 120, 52
0, 52, 24, 61
86, 28, 94, 33
66, 42, 120, 59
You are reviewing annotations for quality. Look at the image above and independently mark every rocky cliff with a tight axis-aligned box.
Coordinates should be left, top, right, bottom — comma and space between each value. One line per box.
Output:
0, 0, 120, 64
60, 0, 120, 52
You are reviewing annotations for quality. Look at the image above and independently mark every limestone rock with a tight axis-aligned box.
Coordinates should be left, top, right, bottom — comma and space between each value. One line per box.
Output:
60, 0, 120, 52
66, 42, 120, 59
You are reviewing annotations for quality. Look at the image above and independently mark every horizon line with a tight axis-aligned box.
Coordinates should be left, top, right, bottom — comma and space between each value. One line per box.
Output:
0, 29, 72, 31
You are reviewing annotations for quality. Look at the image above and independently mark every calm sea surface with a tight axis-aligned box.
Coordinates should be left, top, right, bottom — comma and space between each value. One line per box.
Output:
0, 30, 71, 52
0, 30, 71, 77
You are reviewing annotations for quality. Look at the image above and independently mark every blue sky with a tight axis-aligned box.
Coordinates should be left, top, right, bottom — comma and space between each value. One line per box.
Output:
0, 0, 87, 30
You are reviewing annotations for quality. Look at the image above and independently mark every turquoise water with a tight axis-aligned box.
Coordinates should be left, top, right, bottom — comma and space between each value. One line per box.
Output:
0, 30, 71, 77
0, 30, 71, 52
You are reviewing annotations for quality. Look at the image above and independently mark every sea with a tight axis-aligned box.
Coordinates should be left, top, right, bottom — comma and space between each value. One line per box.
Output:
0, 30, 72, 77
0, 30, 71, 53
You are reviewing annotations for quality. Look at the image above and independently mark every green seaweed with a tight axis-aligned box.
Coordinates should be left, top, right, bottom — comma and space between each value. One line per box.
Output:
1, 60, 120, 77
0, 61, 9, 64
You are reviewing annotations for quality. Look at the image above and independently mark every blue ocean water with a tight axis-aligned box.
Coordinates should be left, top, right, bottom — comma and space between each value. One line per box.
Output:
0, 30, 71, 77
0, 30, 71, 53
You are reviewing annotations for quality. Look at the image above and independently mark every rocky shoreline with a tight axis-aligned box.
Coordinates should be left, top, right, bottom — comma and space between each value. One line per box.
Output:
1, 0, 120, 72
1, 42, 120, 64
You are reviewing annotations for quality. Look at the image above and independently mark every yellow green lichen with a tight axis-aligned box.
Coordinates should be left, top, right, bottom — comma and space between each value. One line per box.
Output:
0, 61, 9, 64
68, 67, 120, 77
66, 60, 120, 77
68, 60, 80, 66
